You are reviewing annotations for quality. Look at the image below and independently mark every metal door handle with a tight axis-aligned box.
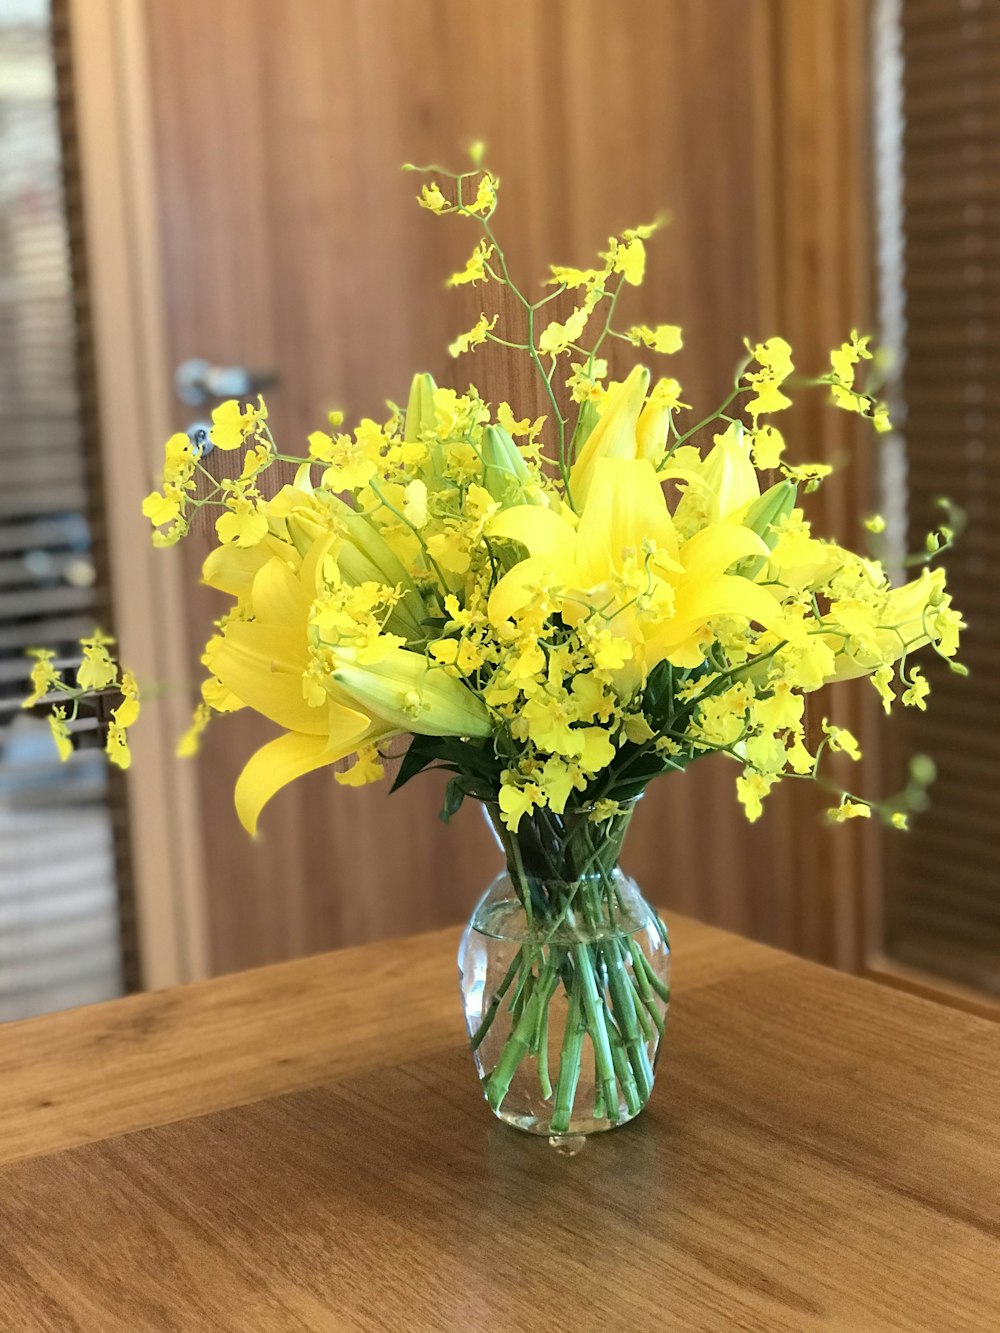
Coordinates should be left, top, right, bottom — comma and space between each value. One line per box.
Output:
174, 358, 278, 408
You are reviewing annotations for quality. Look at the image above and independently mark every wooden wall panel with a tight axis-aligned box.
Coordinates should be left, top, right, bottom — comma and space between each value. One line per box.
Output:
728, 0, 879, 971
142, 0, 876, 973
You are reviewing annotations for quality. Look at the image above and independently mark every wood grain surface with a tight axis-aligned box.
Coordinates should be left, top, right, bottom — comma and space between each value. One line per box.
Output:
1, 916, 998, 1331
0, 913, 772, 1170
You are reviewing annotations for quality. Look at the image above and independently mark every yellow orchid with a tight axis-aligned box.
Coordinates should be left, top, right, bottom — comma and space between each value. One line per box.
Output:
77, 630, 119, 691
22, 648, 61, 707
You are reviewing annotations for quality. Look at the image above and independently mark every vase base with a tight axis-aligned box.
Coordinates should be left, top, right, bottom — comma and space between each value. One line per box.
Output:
490, 1102, 647, 1137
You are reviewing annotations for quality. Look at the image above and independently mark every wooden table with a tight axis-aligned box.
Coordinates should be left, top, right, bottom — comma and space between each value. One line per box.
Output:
0, 914, 997, 1332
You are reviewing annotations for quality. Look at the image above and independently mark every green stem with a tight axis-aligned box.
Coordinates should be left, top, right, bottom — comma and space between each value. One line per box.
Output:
603, 1002, 642, 1116
604, 939, 653, 1101
593, 1041, 606, 1122
667, 390, 742, 449
510, 962, 536, 1026
484, 973, 548, 1113
550, 971, 585, 1134
470, 947, 522, 1051
534, 968, 557, 1098
573, 943, 619, 1121
638, 949, 672, 1005
628, 938, 665, 1038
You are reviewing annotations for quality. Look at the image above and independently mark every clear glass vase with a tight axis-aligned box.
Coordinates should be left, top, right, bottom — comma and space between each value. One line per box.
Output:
458, 800, 671, 1137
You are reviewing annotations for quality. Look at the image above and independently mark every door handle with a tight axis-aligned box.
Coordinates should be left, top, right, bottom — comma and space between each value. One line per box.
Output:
174, 358, 278, 408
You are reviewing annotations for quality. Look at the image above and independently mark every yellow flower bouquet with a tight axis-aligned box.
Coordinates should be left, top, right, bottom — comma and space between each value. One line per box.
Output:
30, 150, 964, 1138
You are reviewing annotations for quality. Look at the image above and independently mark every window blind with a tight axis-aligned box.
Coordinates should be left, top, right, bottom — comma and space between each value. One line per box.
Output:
882, 0, 1000, 993
0, 0, 130, 1020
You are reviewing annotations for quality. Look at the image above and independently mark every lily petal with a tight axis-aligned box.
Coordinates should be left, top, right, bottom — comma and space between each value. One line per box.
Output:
487, 505, 577, 563
202, 539, 294, 598
670, 573, 784, 640
488, 555, 561, 625
576, 458, 679, 580
205, 623, 325, 733
250, 556, 311, 628
569, 365, 650, 504
235, 723, 373, 835
680, 524, 769, 578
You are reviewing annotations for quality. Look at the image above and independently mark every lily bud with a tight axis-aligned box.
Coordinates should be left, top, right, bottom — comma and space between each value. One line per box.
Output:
481, 424, 529, 501
324, 497, 427, 641
635, 381, 673, 469
733, 480, 798, 579
333, 648, 492, 738
567, 397, 600, 462
404, 372, 438, 443
284, 507, 334, 556
569, 364, 650, 506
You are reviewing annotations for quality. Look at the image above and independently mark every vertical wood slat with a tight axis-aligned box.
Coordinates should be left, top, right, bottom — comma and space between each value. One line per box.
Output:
744, 0, 880, 970
51, 0, 141, 994
66, 0, 211, 987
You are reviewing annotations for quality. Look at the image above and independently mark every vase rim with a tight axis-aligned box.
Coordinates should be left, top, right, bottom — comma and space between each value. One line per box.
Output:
481, 793, 643, 821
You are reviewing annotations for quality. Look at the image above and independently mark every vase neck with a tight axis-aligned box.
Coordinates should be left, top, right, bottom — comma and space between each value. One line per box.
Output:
483, 800, 637, 897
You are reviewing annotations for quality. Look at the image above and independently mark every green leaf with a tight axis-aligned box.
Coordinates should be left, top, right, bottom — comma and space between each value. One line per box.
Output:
390, 735, 502, 797
642, 661, 676, 731
440, 777, 467, 823
390, 735, 446, 793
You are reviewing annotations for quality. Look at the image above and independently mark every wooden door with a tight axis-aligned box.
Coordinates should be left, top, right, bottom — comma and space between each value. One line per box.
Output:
85, 0, 878, 976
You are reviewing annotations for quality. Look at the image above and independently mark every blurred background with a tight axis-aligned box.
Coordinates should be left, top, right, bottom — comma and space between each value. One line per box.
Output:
1, 0, 996, 1020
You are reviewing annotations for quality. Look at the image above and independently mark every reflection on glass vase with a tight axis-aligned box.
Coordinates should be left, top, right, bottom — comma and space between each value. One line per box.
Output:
458, 800, 670, 1137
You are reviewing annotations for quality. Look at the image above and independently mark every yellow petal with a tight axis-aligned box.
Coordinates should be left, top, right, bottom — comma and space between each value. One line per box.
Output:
488, 555, 560, 624
202, 540, 293, 597
669, 573, 783, 642
487, 505, 576, 563
569, 365, 650, 505
205, 623, 323, 733
575, 458, 679, 580
250, 555, 311, 627
679, 524, 768, 578
234, 724, 372, 835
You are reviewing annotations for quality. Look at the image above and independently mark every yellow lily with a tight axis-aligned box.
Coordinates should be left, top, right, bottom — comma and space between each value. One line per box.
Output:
488, 457, 782, 676
668, 422, 761, 534
202, 534, 298, 601
569, 365, 650, 506
204, 536, 396, 834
